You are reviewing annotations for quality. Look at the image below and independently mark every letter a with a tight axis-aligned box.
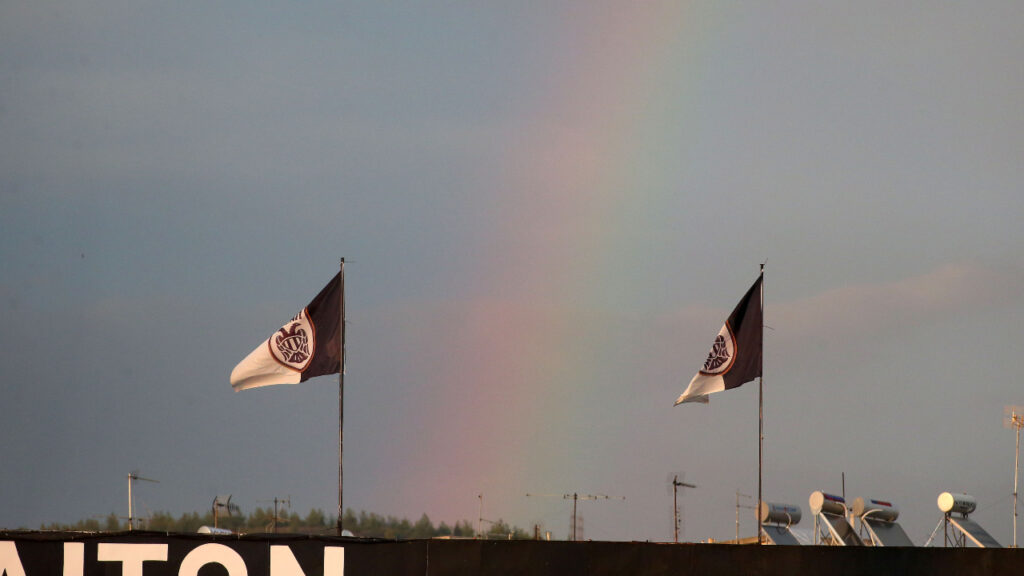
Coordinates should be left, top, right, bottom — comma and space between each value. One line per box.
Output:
0, 542, 27, 576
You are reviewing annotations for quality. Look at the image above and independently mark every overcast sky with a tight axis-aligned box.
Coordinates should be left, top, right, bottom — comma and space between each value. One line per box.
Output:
2, 1, 1023, 545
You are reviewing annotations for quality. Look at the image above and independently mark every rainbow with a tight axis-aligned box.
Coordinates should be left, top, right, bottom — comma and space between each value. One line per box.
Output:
389, 4, 729, 531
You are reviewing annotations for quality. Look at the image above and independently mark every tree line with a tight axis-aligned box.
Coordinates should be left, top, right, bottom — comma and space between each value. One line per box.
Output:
35, 508, 531, 540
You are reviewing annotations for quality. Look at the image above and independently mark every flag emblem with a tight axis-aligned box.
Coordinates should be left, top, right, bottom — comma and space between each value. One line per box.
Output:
270, 310, 315, 370
700, 325, 736, 375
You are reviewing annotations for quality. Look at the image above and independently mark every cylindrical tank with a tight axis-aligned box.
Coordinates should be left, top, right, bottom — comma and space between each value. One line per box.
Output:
759, 501, 802, 525
937, 492, 976, 515
851, 497, 899, 522
808, 491, 847, 516
197, 525, 233, 535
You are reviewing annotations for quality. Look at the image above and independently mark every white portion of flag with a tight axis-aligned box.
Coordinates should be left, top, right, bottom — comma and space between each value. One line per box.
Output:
674, 372, 722, 405
230, 340, 303, 391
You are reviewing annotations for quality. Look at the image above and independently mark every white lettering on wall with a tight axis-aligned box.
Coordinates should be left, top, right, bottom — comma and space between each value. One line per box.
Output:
97, 544, 168, 576
1, 540, 344, 576
63, 543, 84, 576
323, 547, 344, 576
178, 544, 247, 576
270, 546, 344, 576
0, 542, 27, 576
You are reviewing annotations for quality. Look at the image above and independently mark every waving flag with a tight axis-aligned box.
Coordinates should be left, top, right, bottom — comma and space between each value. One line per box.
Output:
675, 275, 762, 405
231, 272, 342, 391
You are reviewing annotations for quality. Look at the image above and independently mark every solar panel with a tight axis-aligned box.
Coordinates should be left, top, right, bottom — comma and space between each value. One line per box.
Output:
819, 513, 864, 546
863, 518, 915, 547
789, 528, 815, 545
948, 517, 1001, 548
761, 525, 802, 546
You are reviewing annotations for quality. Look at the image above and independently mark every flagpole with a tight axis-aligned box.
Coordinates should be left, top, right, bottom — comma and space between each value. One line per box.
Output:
337, 258, 346, 535
757, 262, 764, 544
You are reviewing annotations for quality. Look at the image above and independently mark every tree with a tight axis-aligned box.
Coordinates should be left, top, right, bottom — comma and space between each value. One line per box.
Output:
304, 508, 327, 529
452, 520, 475, 537
104, 513, 123, 531
44, 507, 530, 539
479, 518, 530, 540
410, 514, 434, 539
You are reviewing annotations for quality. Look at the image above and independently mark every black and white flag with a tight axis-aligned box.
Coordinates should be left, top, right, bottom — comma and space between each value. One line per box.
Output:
231, 272, 342, 391
675, 274, 762, 405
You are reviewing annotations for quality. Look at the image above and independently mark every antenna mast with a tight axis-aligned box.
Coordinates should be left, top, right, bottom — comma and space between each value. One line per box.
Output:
526, 492, 624, 541
735, 491, 754, 542
258, 496, 291, 533
476, 493, 496, 537
126, 471, 158, 531
671, 476, 696, 543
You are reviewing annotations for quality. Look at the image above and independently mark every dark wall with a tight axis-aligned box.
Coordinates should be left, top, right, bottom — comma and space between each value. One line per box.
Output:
2, 532, 1021, 576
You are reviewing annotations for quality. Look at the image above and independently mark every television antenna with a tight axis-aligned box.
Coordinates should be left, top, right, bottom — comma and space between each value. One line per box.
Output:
526, 492, 625, 541
476, 493, 498, 537
665, 474, 696, 543
212, 495, 240, 529
127, 471, 158, 531
1005, 405, 1024, 548
258, 496, 291, 533
735, 490, 755, 542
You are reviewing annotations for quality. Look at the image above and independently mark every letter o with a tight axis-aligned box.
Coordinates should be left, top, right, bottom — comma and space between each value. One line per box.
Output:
179, 544, 247, 576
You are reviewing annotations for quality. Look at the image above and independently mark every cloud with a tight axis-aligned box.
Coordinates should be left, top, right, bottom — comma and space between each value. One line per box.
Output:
771, 261, 1022, 347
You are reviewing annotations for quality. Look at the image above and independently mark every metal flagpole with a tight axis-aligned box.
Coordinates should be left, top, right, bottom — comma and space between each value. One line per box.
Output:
337, 258, 346, 535
758, 262, 764, 544
1014, 420, 1019, 548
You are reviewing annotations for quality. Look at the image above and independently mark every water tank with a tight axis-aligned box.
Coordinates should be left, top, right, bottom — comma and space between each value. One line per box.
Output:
851, 497, 899, 522
808, 491, 846, 516
197, 526, 233, 535
937, 492, 976, 515
759, 501, 802, 525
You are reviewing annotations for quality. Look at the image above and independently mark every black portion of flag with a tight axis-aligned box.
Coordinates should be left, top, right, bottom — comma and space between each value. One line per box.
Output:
300, 271, 342, 382
721, 274, 762, 391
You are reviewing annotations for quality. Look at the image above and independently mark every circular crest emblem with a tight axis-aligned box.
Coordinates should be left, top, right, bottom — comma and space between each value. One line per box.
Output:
269, 309, 316, 371
699, 323, 735, 375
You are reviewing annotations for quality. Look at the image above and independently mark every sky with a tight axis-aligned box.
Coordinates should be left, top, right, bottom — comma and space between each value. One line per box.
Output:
1, 1, 1023, 546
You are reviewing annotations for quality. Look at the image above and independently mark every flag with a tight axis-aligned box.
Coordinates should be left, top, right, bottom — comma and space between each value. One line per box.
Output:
230, 272, 342, 391
675, 274, 762, 405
